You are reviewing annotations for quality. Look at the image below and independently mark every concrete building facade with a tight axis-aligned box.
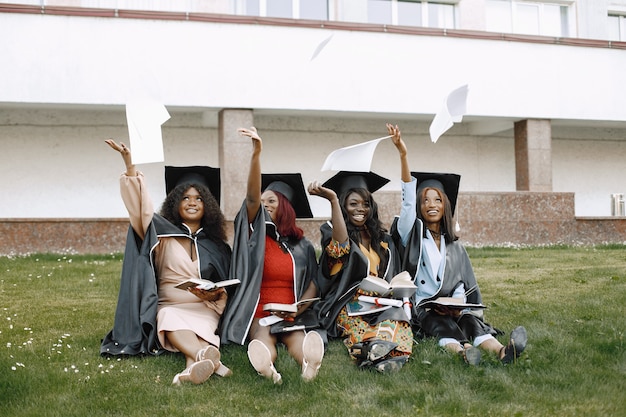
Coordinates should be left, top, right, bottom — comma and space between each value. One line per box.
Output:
1, 0, 625, 253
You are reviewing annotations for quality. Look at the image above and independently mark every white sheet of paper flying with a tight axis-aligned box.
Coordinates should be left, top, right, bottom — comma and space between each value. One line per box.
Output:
429, 84, 469, 143
310, 34, 333, 61
125, 101, 171, 165
321, 135, 392, 172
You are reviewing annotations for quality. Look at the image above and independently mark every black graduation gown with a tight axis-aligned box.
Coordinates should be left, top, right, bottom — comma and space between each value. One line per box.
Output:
100, 214, 231, 356
315, 221, 404, 339
390, 217, 497, 338
220, 202, 318, 346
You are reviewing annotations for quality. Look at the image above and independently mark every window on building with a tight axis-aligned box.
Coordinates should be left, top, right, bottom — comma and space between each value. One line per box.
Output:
237, 0, 328, 20
345, 0, 455, 28
368, 0, 393, 25
427, 2, 455, 29
486, 0, 571, 37
234, 0, 454, 27
397, 0, 423, 27
608, 14, 626, 41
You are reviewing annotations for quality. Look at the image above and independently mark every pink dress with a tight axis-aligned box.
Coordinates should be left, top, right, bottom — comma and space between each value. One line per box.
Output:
120, 173, 226, 351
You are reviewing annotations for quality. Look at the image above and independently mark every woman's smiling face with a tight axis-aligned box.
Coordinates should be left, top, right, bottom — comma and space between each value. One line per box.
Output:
344, 191, 370, 227
420, 188, 444, 227
261, 189, 280, 222
178, 186, 204, 224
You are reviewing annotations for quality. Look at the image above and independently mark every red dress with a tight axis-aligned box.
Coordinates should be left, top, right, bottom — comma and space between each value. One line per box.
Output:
255, 236, 296, 318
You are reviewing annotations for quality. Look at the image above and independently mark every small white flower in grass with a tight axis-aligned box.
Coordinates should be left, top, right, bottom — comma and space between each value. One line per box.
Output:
7, 342, 11, 348
11, 366, 16, 371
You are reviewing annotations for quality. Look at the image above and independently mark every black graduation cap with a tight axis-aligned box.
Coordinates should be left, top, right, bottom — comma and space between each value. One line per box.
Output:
261, 173, 313, 219
412, 172, 461, 216
322, 171, 390, 197
165, 166, 221, 204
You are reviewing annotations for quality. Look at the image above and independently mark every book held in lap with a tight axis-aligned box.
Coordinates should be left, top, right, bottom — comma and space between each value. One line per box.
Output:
175, 278, 241, 291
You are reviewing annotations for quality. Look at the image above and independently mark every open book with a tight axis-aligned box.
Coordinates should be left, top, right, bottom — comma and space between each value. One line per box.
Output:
346, 299, 392, 316
418, 297, 486, 310
262, 297, 321, 314
175, 278, 241, 291
358, 271, 416, 298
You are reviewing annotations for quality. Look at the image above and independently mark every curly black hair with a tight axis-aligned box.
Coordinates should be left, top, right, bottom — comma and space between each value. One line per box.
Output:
338, 187, 389, 271
159, 183, 227, 243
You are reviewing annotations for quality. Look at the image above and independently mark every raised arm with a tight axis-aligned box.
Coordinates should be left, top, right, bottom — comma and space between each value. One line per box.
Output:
104, 139, 153, 238
237, 127, 263, 222
387, 123, 411, 183
386, 124, 416, 246
307, 181, 348, 244
104, 139, 137, 177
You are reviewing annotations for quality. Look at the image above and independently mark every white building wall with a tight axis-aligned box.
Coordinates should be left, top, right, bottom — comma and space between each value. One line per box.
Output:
0, 9, 625, 219
1, 13, 625, 120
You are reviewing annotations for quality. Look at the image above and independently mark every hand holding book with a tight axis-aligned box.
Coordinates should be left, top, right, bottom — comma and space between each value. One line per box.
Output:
262, 297, 321, 316
188, 286, 227, 302
175, 278, 241, 301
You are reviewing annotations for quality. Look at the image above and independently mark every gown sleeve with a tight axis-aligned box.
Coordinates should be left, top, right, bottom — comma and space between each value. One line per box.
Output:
119, 172, 155, 240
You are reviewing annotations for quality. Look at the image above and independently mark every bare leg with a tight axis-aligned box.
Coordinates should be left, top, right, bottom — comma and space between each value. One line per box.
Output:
249, 320, 278, 361
443, 341, 471, 355
166, 329, 207, 367
281, 330, 306, 366
248, 320, 282, 384
445, 341, 481, 365
477, 337, 506, 359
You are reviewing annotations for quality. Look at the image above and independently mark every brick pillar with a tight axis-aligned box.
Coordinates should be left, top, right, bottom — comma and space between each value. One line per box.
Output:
218, 109, 254, 220
514, 119, 552, 191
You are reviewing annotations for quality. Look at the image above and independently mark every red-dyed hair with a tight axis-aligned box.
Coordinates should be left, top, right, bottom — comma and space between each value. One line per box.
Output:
273, 191, 304, 241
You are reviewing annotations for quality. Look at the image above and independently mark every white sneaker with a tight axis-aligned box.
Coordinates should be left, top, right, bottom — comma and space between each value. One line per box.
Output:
172, 359, 215, 385
247, 339, 282, 384
301, 331, 324, 382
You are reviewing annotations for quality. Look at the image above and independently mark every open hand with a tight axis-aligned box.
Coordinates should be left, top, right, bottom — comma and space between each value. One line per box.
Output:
105, 139, 130, 155
386, 123, 406, 156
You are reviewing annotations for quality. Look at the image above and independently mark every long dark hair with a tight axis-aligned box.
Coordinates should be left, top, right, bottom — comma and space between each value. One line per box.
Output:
416, 187, 458, 244
160, 183, 227, 243
339, 188, 388, 271
272, 191, 304, 241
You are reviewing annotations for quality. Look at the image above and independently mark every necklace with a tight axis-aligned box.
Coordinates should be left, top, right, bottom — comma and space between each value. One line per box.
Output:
427, 228, 441, 239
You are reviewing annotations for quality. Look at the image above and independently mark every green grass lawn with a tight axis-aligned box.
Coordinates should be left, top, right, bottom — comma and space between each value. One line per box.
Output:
1, 246, 625, 417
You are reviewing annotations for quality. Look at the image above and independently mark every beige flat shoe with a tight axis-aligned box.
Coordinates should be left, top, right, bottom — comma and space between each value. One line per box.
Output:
172, 359, 215, 385
301, 331, 324, 382
196, 345, 233, 377
247, 339, 282, 384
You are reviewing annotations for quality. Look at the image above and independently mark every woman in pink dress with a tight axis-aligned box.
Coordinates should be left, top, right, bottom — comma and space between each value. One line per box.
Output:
101, 140, 232, 386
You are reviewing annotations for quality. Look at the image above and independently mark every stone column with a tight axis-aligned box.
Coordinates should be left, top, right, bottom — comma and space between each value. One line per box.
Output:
514, 119, 552, 191
218, 109, 254, 220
